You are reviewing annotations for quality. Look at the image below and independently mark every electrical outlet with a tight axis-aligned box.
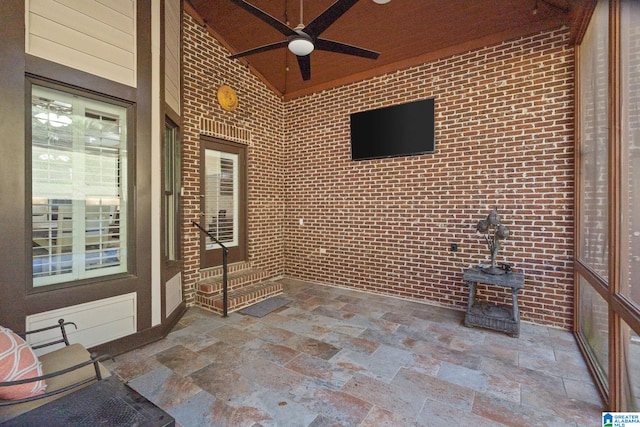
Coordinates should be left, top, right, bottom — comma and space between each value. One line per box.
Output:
450, 243, 458, 252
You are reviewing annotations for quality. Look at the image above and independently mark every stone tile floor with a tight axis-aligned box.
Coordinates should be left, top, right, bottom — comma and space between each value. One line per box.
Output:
104, 278, 603, 426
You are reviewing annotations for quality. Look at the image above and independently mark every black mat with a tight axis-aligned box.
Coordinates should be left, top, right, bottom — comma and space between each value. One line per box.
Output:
239, 296, 290, 317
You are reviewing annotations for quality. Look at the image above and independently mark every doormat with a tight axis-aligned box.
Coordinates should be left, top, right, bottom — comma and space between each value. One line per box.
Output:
239, 296, 290, 317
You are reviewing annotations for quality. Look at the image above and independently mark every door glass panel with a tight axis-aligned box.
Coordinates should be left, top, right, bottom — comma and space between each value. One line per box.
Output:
578, 0, 609, 280
204, 149, 238, 249
578, 276, 609, 381
620, 0, 640, 309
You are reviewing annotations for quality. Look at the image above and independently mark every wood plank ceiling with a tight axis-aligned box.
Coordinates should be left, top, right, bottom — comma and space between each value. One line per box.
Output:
187, 0, 593, 100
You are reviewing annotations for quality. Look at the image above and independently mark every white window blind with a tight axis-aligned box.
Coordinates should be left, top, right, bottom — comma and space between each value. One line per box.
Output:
32, 85, 128, 287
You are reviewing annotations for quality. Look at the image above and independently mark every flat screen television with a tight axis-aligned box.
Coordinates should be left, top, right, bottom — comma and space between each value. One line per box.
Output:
350, 98, 435, 161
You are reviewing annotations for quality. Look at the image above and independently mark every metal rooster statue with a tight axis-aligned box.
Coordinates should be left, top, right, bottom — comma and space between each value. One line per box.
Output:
476, 207, 510, 275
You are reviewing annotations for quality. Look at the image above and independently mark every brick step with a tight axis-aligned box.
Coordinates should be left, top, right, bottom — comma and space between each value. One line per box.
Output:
199, 261, 253, 280
195, 280, 283, 316
197, 267, 272, 297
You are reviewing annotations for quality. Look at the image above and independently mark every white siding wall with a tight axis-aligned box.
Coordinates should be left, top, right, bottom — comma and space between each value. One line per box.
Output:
26, 0, 137, 87
165, 0, 180, 114
25, 293, 137, 355
166, 272, 182, 317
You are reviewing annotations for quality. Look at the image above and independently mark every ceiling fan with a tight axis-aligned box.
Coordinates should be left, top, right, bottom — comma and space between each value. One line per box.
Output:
228, 0, 380, 81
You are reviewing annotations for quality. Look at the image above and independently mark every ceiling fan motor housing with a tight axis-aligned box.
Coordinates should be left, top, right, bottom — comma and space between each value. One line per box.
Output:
288, 29, 314, 56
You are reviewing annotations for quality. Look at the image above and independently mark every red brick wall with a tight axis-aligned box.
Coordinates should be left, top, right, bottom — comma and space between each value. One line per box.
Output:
283, 28, 575, 329
182, 12, 286, 305
182, 7, 575, 329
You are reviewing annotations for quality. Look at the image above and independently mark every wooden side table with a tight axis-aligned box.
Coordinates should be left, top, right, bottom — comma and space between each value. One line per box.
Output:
463, 267, 524, 337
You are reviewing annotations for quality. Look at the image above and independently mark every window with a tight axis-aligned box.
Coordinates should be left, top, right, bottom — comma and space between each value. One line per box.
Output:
620, 0, 640, 311
576, 0, 610, 402
620, 1, 640, 409
577, 0, 610, 280
164, 120, 181, 261
31, 84, 129, 287
578, 276, 609, 379
576, 0, 640, 411
621, 318, 640, 410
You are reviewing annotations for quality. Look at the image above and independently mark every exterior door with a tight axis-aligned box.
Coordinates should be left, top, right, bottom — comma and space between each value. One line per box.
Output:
200, 137, 246, 268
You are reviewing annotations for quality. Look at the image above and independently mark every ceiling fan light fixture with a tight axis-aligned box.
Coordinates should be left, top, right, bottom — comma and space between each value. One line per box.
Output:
373, 0, 391, 4
288, 37, 314, 56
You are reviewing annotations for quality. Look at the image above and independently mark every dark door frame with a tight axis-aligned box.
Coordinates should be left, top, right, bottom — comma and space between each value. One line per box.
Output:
199, 136, 247, 268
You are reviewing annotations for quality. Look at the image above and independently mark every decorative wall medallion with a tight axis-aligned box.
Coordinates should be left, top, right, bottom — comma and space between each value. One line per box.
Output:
217, 85, 238, 111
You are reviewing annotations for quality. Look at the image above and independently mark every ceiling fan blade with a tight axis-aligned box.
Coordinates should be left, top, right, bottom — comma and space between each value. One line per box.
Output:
229, 0, 296, 37
296, 55, 311, 81
304, 0, 360, 38
315, 38, 379, 59
228, 41, 289, 59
